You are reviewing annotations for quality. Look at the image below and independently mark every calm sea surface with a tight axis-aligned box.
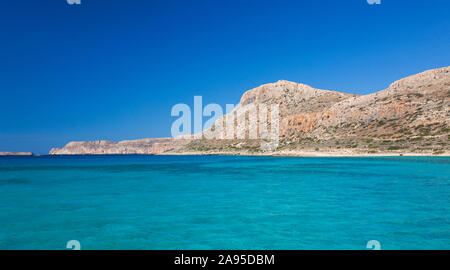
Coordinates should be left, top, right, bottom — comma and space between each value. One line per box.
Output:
0, 155, 448, 250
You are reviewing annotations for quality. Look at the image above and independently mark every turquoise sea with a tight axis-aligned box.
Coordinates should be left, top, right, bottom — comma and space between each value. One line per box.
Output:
0, 155, 448, 250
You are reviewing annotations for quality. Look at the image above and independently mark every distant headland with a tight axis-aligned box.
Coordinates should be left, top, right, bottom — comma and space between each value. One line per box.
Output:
0, 152, 34, 156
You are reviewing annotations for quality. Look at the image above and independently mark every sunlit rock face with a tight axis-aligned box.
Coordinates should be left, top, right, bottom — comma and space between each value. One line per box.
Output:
49, 139, 190, 155
50, 66, 450, 155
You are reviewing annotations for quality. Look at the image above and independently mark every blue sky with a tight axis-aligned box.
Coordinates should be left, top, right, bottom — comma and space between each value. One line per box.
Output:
0, 0, 449, 154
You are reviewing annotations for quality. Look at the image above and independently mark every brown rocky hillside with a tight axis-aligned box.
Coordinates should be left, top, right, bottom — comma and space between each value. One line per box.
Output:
50, 66, 450, 156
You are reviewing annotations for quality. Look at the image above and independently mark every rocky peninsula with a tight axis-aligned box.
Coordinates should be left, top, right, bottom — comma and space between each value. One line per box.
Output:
50, 66, 450, 156
0, 152, 33, 156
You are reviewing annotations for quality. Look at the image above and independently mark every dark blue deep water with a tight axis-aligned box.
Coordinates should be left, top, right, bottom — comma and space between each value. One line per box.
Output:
0, 155, 449, 250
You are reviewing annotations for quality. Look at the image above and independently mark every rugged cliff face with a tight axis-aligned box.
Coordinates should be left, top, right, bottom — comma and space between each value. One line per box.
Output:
281, 66, 450, 140
49, 138, 190, 155
50, 66, 450, 155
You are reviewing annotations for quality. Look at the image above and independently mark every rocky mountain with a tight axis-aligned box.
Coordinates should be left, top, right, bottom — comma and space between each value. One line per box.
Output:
50, 66, 450, 156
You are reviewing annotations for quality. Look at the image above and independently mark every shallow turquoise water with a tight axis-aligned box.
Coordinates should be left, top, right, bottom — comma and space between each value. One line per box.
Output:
0, 155, 449, 250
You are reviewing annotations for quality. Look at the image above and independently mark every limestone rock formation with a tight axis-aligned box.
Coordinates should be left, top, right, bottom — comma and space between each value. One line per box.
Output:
49, 138, 190, 155
50, 66, 450, 155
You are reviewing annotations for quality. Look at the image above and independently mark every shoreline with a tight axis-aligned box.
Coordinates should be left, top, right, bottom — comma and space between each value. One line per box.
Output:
159, 150, 450, 157
35, 151, 450, 157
